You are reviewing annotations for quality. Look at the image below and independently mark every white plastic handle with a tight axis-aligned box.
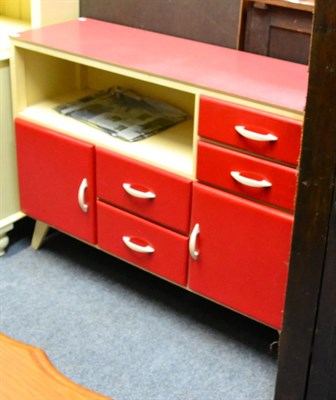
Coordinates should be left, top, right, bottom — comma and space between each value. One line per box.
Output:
122, 236, 155, 253
78, 178, 89, 213
189, 223, 200, 260
230, 171, 272, 188
122, 183, 156, 199
235, 125, 278, 142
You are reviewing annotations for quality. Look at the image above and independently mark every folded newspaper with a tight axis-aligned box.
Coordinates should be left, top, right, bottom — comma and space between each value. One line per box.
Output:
54, 87, 189, 142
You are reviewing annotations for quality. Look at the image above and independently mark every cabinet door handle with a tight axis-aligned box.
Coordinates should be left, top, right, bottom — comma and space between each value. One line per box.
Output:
189, 223, 200, 260
122, 183, 156, 199
78, 178, 89, 213
235, 125, 278, 142
230, 171, 272, 188
122, 236, 155, 253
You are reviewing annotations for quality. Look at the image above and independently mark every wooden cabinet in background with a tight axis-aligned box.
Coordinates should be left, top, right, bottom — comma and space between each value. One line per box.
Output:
243, 0, 314, 64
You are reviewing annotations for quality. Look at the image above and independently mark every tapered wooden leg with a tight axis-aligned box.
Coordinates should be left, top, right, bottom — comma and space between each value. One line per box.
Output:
31, 220, 50, 250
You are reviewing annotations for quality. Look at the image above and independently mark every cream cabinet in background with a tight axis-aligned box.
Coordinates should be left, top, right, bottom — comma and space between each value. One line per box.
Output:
0, 0, 78, 255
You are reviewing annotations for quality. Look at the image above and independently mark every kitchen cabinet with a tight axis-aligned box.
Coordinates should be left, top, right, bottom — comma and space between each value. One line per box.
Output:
10, 18, 308, 329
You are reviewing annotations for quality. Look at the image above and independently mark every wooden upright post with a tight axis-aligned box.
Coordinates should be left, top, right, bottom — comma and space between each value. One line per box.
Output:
274, 0, 336, 399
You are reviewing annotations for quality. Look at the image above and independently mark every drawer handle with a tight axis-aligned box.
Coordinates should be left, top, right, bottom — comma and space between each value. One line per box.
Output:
235, 125, 278, 142
122, 236, 155, 253
189, 223, 200, 260
230, 171, 272, 188
123, 183, 156, 199
78, 178, 89, 213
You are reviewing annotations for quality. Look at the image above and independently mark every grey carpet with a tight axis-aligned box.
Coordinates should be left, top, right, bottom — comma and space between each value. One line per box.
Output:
0, 218, 278, 400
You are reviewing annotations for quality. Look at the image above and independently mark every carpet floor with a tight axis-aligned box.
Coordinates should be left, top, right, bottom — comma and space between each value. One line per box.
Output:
0, 218, 278, 400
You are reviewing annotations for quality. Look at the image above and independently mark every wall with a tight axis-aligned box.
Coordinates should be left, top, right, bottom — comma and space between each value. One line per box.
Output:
80, 0, 243, 49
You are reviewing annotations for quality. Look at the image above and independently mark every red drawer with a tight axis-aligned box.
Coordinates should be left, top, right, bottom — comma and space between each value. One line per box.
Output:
198, 96, 302, 165
97, 201, 188, 286
197, 141, 298, 211
96, 148, 192, 234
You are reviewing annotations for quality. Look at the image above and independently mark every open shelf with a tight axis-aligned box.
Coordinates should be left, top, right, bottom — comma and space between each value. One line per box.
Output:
14, 49, 196, 178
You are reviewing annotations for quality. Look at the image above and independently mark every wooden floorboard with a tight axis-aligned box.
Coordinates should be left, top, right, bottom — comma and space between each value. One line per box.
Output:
0, 333, 112, 400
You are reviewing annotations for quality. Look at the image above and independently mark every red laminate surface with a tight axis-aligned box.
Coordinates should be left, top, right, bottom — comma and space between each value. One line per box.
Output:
16, 18, 308, 112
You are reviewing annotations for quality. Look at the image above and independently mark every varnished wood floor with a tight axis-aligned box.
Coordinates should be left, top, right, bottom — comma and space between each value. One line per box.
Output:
0, 333, 112, 400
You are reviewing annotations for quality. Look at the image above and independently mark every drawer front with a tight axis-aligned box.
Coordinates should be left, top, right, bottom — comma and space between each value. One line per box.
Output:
96, 148, 192, 234
198, 96, 302, 165
97, 201, 189, 286
197, 141, 298, 211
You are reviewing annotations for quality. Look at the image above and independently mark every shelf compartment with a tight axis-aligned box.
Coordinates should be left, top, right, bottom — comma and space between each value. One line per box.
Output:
12, 49, 196, 178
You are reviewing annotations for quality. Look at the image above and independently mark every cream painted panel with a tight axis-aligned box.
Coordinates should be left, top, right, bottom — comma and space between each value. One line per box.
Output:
0, 60, 21, 224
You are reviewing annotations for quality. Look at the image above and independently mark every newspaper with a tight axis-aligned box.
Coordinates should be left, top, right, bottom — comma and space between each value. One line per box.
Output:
54, 87, 189, 142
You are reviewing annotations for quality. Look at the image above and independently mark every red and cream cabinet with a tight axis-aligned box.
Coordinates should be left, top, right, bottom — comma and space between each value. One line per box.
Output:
10, 18, 307, 330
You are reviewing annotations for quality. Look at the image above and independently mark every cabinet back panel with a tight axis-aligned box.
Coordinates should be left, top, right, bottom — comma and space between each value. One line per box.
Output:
86, 67, 196, 117
22, 50, 80, 106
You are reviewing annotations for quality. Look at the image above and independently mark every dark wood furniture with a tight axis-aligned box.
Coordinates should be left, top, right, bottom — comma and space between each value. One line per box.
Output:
275, 0, 336, 398
243, 0, 314, 64
80, 0, 243, 49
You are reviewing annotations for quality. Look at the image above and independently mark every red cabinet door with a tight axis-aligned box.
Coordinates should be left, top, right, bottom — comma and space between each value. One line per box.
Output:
188, 182, 293, 329
15, 119, 96, 244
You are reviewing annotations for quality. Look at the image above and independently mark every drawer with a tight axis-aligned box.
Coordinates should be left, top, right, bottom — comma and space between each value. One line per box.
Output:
197, 141, 298, 211
96, 148, 192, 234
198, 96, 302, 165
97, 201, 189, 286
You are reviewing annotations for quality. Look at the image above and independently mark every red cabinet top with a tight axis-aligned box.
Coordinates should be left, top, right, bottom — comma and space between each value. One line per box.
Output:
15, 18, 308, 112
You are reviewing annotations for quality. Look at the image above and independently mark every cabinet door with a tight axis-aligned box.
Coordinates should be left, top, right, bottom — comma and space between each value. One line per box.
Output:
15, 119, 96, 244
188, 183, 293, 329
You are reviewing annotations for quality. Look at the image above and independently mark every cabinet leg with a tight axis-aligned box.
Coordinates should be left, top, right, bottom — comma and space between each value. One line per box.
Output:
31, 221, 50, 250
0, 224, 14, 256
